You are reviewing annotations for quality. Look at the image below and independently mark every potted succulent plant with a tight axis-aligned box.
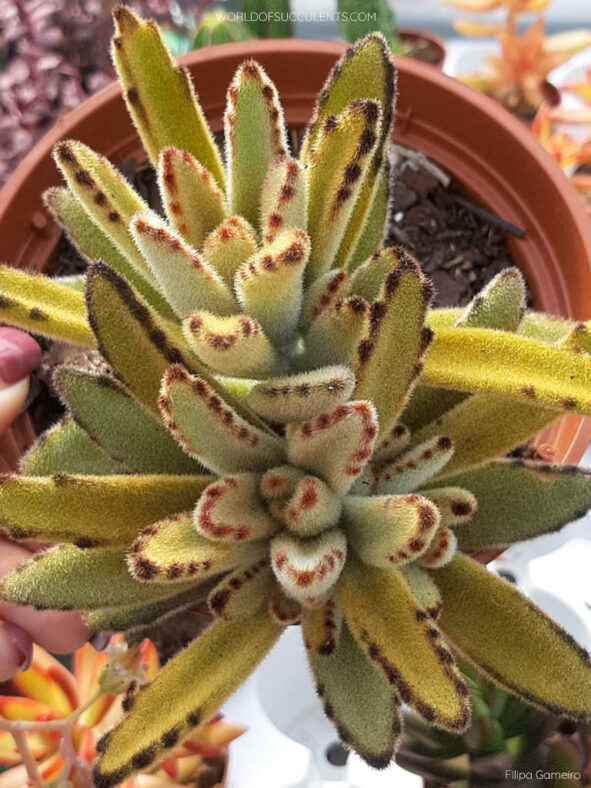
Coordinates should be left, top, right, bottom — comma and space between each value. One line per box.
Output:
397, 661, 591, 786
0, 9, 591, 785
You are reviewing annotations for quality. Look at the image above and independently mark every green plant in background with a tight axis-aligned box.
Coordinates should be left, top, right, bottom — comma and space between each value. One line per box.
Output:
0, 7, 591, 785
240, 0, 293, 39
397, 661, 591, 787
192, 9, 253, 49
337, 0, 405, 53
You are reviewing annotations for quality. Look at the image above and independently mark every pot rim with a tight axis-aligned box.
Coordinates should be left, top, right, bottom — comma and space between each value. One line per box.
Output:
0, 38, 590, 466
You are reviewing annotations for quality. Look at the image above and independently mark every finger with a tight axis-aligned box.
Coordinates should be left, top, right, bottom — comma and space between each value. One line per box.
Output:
0, 539, 90, 654
0, 620, 32, 681
0, 327, 42, 437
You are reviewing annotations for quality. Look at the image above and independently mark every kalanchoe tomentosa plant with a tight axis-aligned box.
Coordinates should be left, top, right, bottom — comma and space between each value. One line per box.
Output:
1, 7, 591, 786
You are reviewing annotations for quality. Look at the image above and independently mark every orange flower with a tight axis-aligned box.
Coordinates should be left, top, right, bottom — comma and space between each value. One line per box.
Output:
443, 0, 548, 14
564, 69, 591, 105
460, 19, 591, 114
0, 638, 244, 788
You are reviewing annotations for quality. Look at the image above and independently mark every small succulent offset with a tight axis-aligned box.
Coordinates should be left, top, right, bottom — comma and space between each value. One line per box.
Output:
397, 662, 591, 787
0, 6, 591, 785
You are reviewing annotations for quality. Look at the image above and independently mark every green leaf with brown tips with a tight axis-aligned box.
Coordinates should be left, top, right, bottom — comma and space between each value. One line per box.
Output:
287, 401, 378, 495
299, 269, 351, 330
457, 268, 526, 332
202, 216, 257, 289
260, 154, 308, 243
353, 251, 434, 441
43, 186, 174, 320
56, 367, 198, 475
208, 560, 273, 620
342, 494, 440, 567
182, 311, 277, 379
430, 460, 591, 552
247, 366, 356, 423
0, 474, 212, 546
130, 210, 237, 319
235, 228, 310, 345
306, 621, 402, 769
0, 264, 93, 347
94, 611, 281, 787
306, 99, 382, 283
85, 263, 191, 414
301, 295, 370, 369
371, 436, 455, 495
158, 148, 225, 250
434, 553, 591, 722
224, 59, 287, 229
159, 366, 285, 474
128, 512, 262, 583
302, 598, 343, 657
423, 327, 591, 415
338, 558, 471, 732
20, 419, 125, 476
53, 140, 154, 282
111, 5, 224, 186
0, 546, 202, 611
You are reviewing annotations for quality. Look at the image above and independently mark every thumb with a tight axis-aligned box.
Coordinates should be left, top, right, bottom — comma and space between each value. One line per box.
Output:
0, 328, 42, 437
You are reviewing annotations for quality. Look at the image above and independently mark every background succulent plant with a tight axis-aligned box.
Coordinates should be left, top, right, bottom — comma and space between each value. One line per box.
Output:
397, 661, 591, 787
0, 7, 591, 786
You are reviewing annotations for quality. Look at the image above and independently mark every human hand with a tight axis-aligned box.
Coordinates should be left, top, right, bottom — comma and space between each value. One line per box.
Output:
0, 327, 90, 680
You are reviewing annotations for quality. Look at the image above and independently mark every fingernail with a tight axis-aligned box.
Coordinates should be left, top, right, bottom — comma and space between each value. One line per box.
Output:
4, 621, 33, 672
0, 328, 42, 386
89, 631, 111, 651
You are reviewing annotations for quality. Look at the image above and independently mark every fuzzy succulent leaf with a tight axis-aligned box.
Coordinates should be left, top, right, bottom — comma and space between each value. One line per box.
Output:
300, 31, 395, 172
85, 263, 190, 414
457, 268, 526, 332
20, 419, 125, 476
399, 564, 442, 621
235, 228, 310, 345
128, 512, 264, 583
270, 528, 347, 606
433, 460, 591, 552
372, 423, 411, 464
412, 393, 559, 480
302, 296, 370, 368
56, 368, 198, 474
517, 312, 579, 344
423, 327, 591, 415
301, 598, 343, 657
0, 546, 202, 610
0, 264, 93, 347
353, 252, 434, 440
0, 474, 211, 546
306, 99, 382, 283
53, 140, 154, 282
158, 148, 225, 250
208, 560, 273, 620
247, 366, 355, 423
419, 487, 477, 527
350, 247, 403, 303
307, 621, 402, 769
202, 217, 257, 289
159, 366, 285, 473
338, 558, 471, 732
194, 473, 280, 543
400, 386, 468, 434
281, 476, 342, 537
346, 163, 388, 273
299, 269, 351, 329
260, 154, 307, 243
372, 436, 455, 495
224, 60, 287, 229
182, 311, 277, 379
44, 186, 174, 320
85, 584, 210, 632
130, 211, 237, 319
287, 401, 378, 495
111, 5, 224, 186
343, 494, 440, 567
94, 611, 281, 787
434, 554, 591, 721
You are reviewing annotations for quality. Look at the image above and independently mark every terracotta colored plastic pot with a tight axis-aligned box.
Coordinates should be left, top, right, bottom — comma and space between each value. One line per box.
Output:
1, 39, 590, 473
398, 27, 446, 70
